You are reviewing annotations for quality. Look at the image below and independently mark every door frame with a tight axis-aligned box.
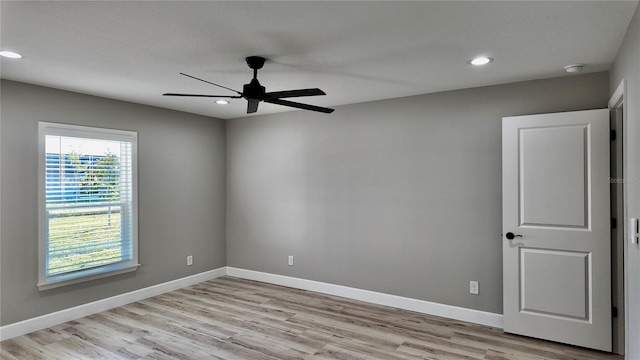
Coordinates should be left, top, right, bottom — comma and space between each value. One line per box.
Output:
608, 79, 626, 356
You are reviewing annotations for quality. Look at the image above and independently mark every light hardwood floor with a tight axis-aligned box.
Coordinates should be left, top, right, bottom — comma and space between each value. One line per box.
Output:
1, 277, 623, 360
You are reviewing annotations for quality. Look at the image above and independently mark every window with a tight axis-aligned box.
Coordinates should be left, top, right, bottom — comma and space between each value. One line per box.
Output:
38, 122, 138, 290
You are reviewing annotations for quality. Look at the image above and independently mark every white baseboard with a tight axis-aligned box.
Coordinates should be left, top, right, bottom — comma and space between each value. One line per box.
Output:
0, 267, 226, 341
1, 266, 502, 341
226, 267, 504, 329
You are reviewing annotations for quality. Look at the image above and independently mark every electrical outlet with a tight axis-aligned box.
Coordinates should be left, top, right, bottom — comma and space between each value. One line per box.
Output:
288, 255, 294, 266
187, 255, 193, 266
470, 281, 479, 295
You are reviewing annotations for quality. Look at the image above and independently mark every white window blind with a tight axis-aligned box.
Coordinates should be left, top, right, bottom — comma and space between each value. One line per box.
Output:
39, 123, 138, 290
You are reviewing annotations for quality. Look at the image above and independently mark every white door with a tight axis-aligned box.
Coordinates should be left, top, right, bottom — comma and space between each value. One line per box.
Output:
502, 109, 611, 352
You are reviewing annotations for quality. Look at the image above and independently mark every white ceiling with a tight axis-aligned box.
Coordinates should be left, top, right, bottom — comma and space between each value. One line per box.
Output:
1, 1, 637, 120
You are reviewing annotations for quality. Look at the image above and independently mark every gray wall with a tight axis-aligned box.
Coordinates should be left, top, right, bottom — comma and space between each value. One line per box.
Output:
0, 80, 227, 325
610, 2, 640, 358
227, 72, 610, 314
0, 70, 612, 326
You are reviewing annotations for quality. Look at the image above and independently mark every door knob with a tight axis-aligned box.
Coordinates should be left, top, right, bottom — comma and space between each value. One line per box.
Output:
505, 232, 523, 240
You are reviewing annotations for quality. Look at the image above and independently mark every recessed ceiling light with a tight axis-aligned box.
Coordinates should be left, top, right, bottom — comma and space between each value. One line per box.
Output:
0, 50, 23, 59
215, 100, 229, 105
469, 56, 493, 66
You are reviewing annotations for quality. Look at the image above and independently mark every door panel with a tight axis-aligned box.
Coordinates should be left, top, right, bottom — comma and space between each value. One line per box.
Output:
519, 125, 588, 228
520, 248, 589, 319
503, 109, 611, 352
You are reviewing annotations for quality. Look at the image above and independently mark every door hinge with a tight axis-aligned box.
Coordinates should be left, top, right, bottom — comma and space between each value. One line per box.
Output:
612, 218, 617, 229
611, 129, 617, 141
613, 306, 618, 318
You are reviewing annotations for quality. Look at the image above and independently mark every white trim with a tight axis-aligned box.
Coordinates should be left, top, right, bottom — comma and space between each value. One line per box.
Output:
226, 267, 504, 329
609, 79, 625, 109
2, 266, 504, 341
38, 121, 139, 290
37, 263, 141, 291
0, 267, 226, 341
40, 122, 138, 142
609, 79, 631, 358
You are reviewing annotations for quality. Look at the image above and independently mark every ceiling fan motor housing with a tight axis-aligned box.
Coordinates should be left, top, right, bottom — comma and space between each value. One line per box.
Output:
243, 78, 266, 100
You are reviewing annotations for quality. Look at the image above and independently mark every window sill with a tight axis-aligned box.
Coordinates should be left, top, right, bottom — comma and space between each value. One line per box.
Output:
37, 263, 140, 291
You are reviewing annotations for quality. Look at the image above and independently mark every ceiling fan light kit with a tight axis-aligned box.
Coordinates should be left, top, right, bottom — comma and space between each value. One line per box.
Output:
164, 56, 334, 114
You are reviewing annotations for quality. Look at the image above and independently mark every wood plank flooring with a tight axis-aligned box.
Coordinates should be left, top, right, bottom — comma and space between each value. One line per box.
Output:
1, 277, 623, 359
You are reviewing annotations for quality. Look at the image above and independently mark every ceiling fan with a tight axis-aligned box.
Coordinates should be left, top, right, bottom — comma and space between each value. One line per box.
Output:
163, 56, 334, 114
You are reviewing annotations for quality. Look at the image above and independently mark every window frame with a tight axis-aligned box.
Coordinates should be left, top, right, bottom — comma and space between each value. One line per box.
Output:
38, 122, 139, 291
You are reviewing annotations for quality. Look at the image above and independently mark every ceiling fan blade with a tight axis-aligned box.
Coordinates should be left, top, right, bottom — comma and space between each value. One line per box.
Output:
163, 93, 242, 98
179, 72, 242, 95
265, 98, 334, 114
264, 88, 326, 99
247, 99, 260, 113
